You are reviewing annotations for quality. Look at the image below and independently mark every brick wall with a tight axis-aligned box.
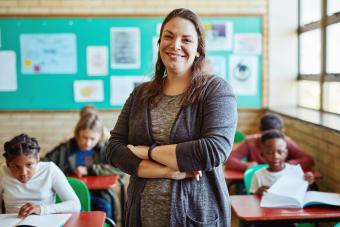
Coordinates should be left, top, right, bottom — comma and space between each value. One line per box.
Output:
281, 115, 340, 193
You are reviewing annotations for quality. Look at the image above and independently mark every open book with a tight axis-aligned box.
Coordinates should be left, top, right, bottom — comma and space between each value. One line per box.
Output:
0, 213, 71, 227
260, 166, 340, 208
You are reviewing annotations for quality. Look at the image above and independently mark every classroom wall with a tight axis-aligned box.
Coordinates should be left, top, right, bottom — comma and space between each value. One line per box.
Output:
0, 0, 269, 159
268, 0, 298, 108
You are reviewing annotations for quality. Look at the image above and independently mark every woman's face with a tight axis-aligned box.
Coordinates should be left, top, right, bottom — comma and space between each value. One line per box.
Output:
159, 17, 199, 76
76, 128, 101, 151
7, 154, 39, 184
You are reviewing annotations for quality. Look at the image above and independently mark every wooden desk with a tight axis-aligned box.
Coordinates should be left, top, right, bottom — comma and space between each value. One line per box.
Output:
231, 195, 340, 226
69, 175, 118, 190
64, 211, 106, 227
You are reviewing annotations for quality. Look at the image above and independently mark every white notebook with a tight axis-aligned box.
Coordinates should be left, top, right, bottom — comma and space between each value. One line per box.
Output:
0, 213, 71, 227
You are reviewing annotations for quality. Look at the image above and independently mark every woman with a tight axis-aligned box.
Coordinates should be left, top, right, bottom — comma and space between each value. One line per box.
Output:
107, 8, 237, 227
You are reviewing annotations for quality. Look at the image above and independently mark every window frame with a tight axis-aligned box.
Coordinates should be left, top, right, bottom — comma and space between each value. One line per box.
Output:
297, 0, 340, 114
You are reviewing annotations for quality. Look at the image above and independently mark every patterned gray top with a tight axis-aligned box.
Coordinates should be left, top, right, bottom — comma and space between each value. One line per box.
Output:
140, 94, 183, 227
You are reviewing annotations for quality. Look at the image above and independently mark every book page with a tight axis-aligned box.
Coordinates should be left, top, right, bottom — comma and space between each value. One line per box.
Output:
303, 191, 340, 207
261, 165, 308, 208
261, 192, 301, 208
0, 214, 21, 226
18, 213, 71, 227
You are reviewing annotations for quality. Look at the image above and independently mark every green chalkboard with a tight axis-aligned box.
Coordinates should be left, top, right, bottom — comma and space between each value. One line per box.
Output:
0, 16, 262, 110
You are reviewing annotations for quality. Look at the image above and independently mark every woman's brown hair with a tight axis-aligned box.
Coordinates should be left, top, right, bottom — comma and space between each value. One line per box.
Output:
140, 8, 213, 107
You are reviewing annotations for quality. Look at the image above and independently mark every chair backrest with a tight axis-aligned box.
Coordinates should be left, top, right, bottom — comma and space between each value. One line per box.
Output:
243, 164, 268, 194
56, 177, 91, 211
234, 130, 246, 144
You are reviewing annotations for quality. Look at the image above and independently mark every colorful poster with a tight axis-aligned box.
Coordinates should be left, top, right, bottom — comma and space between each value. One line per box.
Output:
86, 46, 108, 76
229, 55, 258, 95
20, 33, 77, 74
204, 21, 233, 51
110, 76, 149, 106
110, 27, 140, 69
207, 56, 227, 80
0, 51, 17, 91
234, 33, 262, 54
73, 80, 104, 102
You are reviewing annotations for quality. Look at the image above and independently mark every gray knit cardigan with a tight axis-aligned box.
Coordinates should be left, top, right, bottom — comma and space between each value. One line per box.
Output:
107, 76, 237, 227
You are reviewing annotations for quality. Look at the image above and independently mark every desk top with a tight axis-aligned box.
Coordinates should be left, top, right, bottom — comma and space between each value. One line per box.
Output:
64, 211, 106, 227
225, 168, 322, 182
69, 175, 118, 190
231, 195, 340, 222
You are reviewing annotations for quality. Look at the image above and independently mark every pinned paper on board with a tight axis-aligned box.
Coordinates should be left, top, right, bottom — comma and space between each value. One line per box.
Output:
20, 33, 77, 74
207, 55, 227, 80
110, 27, 140, 69
234, 33, 262, 54
110, 76, 149, 106
86, 46, 108, 76
229, 55, 258, 95
0, 51, 17, 91
74, 80, 104, 102
204, 21, 233, 51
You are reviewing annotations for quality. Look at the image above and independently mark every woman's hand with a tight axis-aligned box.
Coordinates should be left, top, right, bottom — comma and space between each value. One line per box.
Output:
127, 144, 148, 159
166, 168, 202, 181
18, 202, 41, 218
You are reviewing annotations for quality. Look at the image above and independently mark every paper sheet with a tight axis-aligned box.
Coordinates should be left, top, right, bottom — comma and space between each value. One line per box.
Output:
0, 51, 17, 91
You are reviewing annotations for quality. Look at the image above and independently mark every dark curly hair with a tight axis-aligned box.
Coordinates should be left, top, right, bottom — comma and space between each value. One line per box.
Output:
260, 113, 284, 132
3, 134, 40, 162
260, 129, 285, 143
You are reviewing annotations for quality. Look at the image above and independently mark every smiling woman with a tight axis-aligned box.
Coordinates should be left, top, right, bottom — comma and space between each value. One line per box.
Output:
107, 8, 237, 227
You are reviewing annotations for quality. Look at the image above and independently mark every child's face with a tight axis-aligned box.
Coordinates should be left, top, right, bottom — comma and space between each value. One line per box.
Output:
76, 128, 101, 151
261, 138, 288, 171
6, 154, 39, 183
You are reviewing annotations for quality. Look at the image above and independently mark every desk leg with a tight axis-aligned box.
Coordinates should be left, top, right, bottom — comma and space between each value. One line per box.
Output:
118, 177, 125, 227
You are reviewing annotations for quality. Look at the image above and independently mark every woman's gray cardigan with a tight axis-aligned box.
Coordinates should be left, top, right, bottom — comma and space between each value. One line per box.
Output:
107, 76, 237, 227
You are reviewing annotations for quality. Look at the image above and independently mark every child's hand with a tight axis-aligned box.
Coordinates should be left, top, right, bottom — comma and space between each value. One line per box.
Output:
18, 202, 41, 218
74, 166, 88, 177
304, 172, 315, 185
255, 186, 269, 197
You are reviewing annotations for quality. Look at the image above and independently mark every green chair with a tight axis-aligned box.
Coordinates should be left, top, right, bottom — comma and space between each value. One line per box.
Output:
56, 177, 91, 211
234, 130, 246, 144
334, 223, 340, 227
56, 177, 116, 226
243, 164, 268, 194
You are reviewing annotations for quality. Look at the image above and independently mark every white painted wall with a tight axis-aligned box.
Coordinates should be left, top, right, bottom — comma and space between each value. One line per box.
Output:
268, 0, 299, 107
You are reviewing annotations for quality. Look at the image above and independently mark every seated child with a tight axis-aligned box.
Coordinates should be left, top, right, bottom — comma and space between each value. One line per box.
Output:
60, 105, 110, 144
0, 134, 80, 217
44, 112, 121, 220
226, 113, 315, 171
250, 130, 314, 196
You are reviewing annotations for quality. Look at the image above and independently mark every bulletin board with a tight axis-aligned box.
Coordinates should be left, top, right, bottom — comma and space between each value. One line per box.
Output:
0, 16, 262, 110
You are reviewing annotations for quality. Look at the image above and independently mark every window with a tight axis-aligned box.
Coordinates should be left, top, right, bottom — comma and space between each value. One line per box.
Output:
298, 0, 340, 114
